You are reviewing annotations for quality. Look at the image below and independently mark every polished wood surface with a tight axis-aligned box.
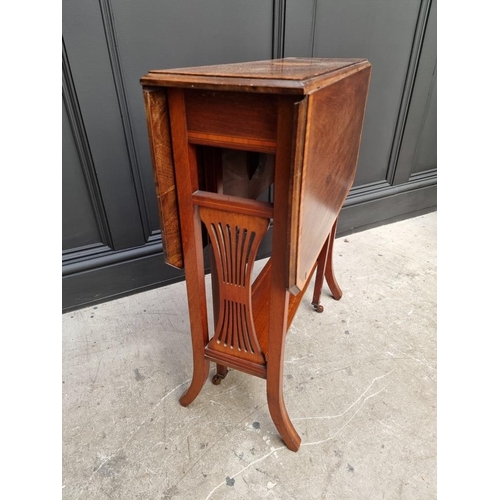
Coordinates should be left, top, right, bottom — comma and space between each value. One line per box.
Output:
200, 205, 269, 367
141, 58, 371, 451
185, 90, 278, 153
152, 57, 362, 80
141, 57, 370, 95
142, 89, 183, 269
167, 88, 210, 407
288, 66, 372, 292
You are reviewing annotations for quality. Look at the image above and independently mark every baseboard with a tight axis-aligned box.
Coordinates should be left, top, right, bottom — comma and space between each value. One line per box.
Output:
337, 181, 436, 236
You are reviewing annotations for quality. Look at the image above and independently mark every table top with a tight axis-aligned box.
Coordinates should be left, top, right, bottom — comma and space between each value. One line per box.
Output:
141, 57, 369, 94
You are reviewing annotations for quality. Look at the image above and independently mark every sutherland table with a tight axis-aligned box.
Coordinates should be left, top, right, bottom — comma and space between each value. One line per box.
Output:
140, 58, 371, 451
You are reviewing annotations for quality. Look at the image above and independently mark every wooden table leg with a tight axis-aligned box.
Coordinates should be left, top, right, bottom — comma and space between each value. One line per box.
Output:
267, 283, 301, 451
168, 88, 210, 406
204, 148, 229, 386
266, 96, 302, 452
311, 233, 331, 313
178, 198, 210, 406
325, 219, 343, 301
311, 219, 343, 310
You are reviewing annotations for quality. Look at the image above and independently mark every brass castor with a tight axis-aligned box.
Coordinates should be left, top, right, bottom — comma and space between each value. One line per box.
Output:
212, 372, 228, 385
312, 303, 324, 313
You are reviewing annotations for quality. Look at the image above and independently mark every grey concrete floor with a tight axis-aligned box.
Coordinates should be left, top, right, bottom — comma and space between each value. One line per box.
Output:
62, 212, 436, 500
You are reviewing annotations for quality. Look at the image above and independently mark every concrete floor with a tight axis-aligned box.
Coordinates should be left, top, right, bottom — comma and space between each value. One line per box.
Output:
62, 212, 436, 500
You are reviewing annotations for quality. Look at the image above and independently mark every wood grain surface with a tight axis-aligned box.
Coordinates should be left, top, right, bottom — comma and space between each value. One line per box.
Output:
288, 65, 372, 292
141, 58, 370, 95
185, 90, 278, 153
142, 89, 183, 268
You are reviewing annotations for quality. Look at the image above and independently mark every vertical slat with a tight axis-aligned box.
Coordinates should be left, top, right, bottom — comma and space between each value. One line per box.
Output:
229, 225, 236, 284
236, 302, 244, 352
230, 300, 236, 349
240, 229, 250, 286
235, 226, 241, 285
216, 224, 225, 283
221, 300, 229, 346
208, 223, 226, 338
242, 306, 253, 354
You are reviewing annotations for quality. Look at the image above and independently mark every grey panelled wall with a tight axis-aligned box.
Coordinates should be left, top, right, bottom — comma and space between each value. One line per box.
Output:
62, 0, 436, 311
394, 0, 437, 183
284, 0, 436, 228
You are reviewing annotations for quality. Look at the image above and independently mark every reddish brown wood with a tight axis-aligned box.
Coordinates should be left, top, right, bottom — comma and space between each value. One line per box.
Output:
142, 88, 183, 268
252, 258, 317, 356
188, 132, 276, 154
203, 146, 224, 194
288, 66, 372, 293
266, 96, 302, 452
192, 191, 273, 218
199, 205, 269, 366
311, 219, 343, 311
325, 219, 343, 301
312, 233, 331, 313
140, 58, 370, 95
202, 148, 227, 385
287, 94, 309, 293
185, 90, 277, 152
167, 88, 210, 407
204, 347, 267, 378
221, 151, 275, 200
141, 58, 371, 452
153, 58, 362, 80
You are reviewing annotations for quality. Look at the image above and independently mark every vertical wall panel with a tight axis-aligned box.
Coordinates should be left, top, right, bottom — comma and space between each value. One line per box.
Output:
284, 0, 317, 57
394, 0, 437, 182
62, 0, 145, 250
110, 0, 275, 239
62, 98, 102, 251
412, 75, 436, 174
309, 0, 423, 186
63, 0, 275, 310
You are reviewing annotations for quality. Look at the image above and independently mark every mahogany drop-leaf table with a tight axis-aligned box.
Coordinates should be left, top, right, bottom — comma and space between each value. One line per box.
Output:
141, 58, 371, 451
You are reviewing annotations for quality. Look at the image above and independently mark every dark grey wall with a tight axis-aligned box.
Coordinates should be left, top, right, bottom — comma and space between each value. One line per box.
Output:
62, 0, 436, 311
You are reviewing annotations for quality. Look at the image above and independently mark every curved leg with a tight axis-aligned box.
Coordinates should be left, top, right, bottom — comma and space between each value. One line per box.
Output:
266, 278, 301, 451
179, 233, 211, 405
267, 288, 301, 451
167, 91, 212, 408
325, 219, 343, 301
267, 371, 301, 451
178, 196, 211, 407
180, 358, 210, 406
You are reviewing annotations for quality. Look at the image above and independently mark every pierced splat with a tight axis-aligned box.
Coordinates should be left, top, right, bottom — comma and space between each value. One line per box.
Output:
199, 206, 269, 367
